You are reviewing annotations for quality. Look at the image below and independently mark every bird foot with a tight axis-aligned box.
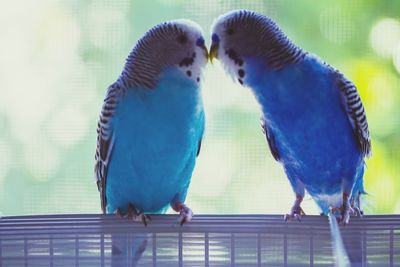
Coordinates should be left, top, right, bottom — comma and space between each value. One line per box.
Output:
329, 204, 353, 225
127, 204, 151, 226
284, 205, 305, 222
351, 194, 364, 217
351, 206, 364, 217
284, 194, 305, 222
114, 205, 151, 226
178, 205, 193, 226
115, 208, 124, 218
172, 202, 193, 226
131, 213, 152, 226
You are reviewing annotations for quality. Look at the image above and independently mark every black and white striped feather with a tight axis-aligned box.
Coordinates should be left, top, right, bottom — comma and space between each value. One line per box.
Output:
223, 10, 306, 70
95, 82, 124, 213
335, 71, 371, 157
119, 23, 185, 89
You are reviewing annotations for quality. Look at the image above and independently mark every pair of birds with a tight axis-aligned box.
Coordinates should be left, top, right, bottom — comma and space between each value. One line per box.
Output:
95, 10, 370, 226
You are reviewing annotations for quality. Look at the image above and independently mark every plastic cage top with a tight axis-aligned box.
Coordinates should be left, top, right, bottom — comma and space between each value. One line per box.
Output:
0, 214, 399, 266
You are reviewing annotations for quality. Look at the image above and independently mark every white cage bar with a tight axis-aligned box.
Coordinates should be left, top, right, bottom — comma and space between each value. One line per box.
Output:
0, 214, 399, 266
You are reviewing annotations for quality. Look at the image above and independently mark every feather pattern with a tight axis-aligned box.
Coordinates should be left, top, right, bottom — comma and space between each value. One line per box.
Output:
119, 23, 185, 89
334, 71, 371, 157
224, 10, 306, 70
95, 82, 124, 213
261, 117, 280, 161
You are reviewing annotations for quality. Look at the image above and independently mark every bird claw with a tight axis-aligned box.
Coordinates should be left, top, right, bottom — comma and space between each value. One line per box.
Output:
115, 204, 151, 226
329, 204, 353, 225
178, 206, 193, 226
329, 206, 340, 214
284, 205, 305, 222
171, 202, 193, 226
115, 208, 124, 219
351, 194, 364, 217
284, 213, 302, 222
130, 212, 151, 226
351, 206, 363, 217
341, 212, 350, 225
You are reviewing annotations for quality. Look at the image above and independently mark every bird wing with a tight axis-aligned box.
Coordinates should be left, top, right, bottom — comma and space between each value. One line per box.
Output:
335, 72, 371, 157
196, 111, 205, 157
261, 117, 280, 161
95, 83, 122, 213
196, 139, 202, 157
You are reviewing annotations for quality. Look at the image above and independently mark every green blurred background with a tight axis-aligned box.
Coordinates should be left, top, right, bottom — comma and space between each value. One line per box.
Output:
0, 0, 399, 216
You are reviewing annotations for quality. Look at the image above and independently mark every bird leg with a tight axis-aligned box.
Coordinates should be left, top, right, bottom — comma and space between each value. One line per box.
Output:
330, 192, 354, 224
351, 192, 364, 217
284, 194, 305, 221
172, 202, 193, 226
125, 204, 151, 226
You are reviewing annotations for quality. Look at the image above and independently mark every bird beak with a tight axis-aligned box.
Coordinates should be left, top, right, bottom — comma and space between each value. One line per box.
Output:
209, 42, 219, 63
200, 43, 209, 59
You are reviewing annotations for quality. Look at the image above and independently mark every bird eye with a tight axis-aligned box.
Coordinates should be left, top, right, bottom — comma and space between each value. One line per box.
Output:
177, 34, 187, 44
227, 28, 234, 35
196, 37, 205, 47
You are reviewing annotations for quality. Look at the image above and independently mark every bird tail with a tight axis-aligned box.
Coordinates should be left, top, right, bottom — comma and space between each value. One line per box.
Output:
111, 233, 149, 267
328, 213, 350, 267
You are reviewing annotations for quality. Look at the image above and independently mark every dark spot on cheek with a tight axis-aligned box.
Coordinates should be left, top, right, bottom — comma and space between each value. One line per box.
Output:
238, 79, 243, 85
226, 49, 244, 66
179, 53, 196, 67
179, 57, 194, 67
238, 69, 245, 78
186, 70, 192, 77
196, 77, 200, 82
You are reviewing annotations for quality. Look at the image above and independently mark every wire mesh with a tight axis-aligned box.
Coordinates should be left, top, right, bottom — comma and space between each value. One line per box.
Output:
0, 214, 399, 266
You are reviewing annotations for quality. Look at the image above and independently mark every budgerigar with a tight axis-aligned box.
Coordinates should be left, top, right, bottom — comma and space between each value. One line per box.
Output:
94, 19, 207, 265
210, 10, 371, 224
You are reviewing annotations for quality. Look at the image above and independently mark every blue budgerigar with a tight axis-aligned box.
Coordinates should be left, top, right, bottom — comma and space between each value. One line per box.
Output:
210, 10, 371, 224
95, 20, 207, 225
95, 19, 207, 266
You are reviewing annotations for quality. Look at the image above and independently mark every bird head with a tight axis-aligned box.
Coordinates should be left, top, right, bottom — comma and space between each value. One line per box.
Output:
123, 19, 208, 88
210, 10, 289, 85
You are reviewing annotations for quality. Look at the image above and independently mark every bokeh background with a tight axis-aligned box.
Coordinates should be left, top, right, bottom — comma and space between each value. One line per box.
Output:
0, 0, 399, 216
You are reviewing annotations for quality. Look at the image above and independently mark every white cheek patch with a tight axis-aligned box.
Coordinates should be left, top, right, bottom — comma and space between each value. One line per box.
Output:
178, 46, 208, 84
217, 44, 246, 86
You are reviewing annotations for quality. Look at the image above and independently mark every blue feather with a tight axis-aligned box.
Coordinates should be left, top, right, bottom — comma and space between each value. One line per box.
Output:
106, 67, 204, 214
245, 54, 364, 214
103, 67, 204, 267
210, 10, 368, 266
